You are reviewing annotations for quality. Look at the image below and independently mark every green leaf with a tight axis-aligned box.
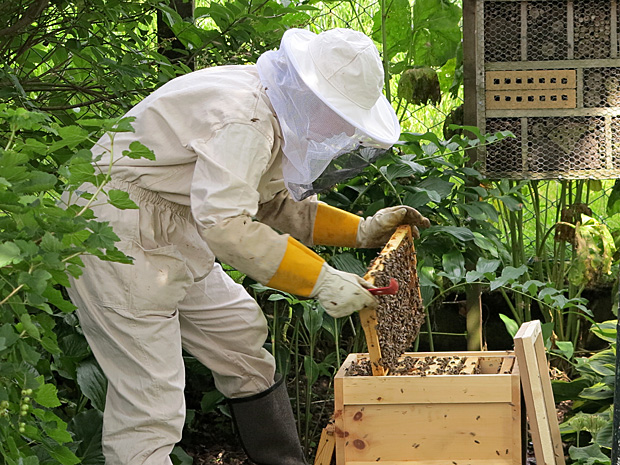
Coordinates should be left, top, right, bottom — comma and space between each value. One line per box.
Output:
331, 252, 366, 277
497, 195, 523, 212
13, 170, 57, 194
48, 126, 90, 152
20, 313, 41, 340
69, 409, 105, 465
441, 250, 465, 284
554, 341, 574, 360
372, 0, 411, 60
411, 0, 462, 67
0, 324, 19, 351
499, 314, 519, 338
590, 320, 617, 343
0, 241, 22, 267
171, 446, 194, 465
303, 306, 323, 336
606, 179, 620, 216
67, 157, 96, 186
76, 359, 108, 411
47, 445, 80, 465
107, 189, 138, 210
429, 225, 475, 241
200, 390, 225, 413
122, 141, 156, 160
490, 265, 527, 291
568, 444, 611, 464
476, 258, 500, 274
35, 383, 62, 408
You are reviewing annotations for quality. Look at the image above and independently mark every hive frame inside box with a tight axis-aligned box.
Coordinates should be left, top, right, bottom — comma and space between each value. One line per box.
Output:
334, 351, 524, 465
465, 0, 620, 180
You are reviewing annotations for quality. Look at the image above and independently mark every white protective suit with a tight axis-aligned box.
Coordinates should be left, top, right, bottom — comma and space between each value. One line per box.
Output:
66, 28, 429, 465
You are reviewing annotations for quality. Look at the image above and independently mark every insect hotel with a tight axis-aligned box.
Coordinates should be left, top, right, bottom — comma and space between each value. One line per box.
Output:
463, 0, 620, 179
315, 227, 564, 465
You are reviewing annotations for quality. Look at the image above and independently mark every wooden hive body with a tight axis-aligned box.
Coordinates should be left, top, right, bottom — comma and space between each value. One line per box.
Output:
334, 351, 523, 465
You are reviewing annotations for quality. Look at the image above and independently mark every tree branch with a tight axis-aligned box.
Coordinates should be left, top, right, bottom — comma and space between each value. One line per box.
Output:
0, 0, 49, 38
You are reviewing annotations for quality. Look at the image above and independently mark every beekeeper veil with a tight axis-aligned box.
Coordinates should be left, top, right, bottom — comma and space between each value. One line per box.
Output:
256, 28, 401, 201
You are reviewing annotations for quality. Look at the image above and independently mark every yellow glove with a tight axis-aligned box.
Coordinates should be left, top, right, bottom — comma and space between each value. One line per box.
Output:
312, 203, 430, 249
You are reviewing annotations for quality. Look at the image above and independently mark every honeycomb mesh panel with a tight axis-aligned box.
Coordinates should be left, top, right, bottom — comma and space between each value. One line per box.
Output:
611, 117, 620, 167
527, 1, 568, 61
484, 1, 521, 62
583, 68, 620, 107
527, 116, 605, 172
485, 118, 522, 175
574, 0, 611, 59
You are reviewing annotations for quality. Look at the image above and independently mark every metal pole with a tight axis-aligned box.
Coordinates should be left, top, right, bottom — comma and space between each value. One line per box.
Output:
611, 280, 620, 464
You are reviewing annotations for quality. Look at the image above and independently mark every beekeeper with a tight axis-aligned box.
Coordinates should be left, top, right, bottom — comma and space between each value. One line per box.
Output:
66, 28, 430, 465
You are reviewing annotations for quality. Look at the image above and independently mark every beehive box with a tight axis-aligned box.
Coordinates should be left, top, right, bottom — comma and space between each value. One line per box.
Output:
333, 351, 523, 465
464, 0, 620, 180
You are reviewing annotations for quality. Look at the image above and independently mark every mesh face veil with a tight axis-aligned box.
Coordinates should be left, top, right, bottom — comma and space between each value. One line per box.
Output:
256, 30, 399, 201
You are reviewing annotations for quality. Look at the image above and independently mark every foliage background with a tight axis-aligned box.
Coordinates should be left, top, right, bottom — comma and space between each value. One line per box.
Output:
1, 0, 620, 463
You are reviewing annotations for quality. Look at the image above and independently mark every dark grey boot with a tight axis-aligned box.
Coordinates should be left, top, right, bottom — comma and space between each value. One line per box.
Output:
229, 375, 307, 465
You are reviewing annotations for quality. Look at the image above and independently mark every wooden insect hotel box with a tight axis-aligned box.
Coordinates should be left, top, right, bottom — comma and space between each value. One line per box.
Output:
334, 351, 523, 465
463, 0, 620, 180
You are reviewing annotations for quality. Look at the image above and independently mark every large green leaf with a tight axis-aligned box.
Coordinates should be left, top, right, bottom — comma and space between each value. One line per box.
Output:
411, 0, 461, 67
372, 0, 412, 60
76, 359, 108, 411
69, 410, 104, 465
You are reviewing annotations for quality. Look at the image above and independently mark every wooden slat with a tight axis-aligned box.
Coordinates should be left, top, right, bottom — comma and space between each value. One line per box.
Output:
314, 425, 336, 465
347, 461, 513, 465
341, 403, 518, 463
500, 356, 515, 374
486, 58, 620, 70
340, 374, 515, 405
514, 320, 566, 465
461, 357, 479, 374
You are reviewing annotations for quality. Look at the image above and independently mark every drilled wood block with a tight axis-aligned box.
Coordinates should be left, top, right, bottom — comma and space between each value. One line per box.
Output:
358, 225, 425, 376
334, 351, 523, 465
486, 89, 577, 109
486, 70, 577, 90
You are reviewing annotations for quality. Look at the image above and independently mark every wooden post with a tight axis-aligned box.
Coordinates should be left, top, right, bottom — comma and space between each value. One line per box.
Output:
466, 283, 483, 350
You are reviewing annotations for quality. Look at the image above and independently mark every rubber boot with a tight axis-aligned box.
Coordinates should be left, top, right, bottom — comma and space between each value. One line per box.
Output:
229, 375, 307, 465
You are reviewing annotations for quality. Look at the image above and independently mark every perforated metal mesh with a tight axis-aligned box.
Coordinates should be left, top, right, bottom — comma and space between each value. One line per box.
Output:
478, 0, 620, 180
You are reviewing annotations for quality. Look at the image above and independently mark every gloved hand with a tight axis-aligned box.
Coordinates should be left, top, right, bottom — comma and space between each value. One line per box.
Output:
357, 206, 430, 248
310, 263, 377, 318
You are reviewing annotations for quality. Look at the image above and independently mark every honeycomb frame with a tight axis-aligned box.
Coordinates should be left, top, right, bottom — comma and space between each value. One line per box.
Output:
358, 225, 425, 376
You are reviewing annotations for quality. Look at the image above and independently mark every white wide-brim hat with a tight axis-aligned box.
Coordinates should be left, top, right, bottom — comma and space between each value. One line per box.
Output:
281, 28, 400, 146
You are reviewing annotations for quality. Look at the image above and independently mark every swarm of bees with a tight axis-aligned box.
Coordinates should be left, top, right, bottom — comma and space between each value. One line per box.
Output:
346, 355, 481, 377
